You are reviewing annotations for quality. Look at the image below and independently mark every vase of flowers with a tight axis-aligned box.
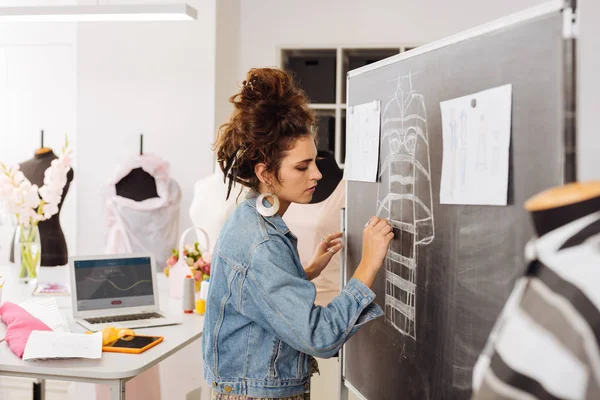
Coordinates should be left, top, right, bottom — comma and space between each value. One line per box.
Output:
13, 224, 41, 283
165, 226, 211, 297
166, 242, 211, 292
0, 138, 73, 284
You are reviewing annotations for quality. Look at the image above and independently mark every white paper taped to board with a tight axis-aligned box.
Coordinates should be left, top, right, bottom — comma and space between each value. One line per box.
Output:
343, 100, 381, 183
439, 84, 512, 206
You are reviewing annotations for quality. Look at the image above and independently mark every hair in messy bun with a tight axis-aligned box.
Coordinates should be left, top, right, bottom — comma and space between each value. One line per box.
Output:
214, 68, 317, 200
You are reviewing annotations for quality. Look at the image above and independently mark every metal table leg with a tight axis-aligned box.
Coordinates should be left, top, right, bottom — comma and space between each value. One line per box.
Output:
109, 379, 126, 400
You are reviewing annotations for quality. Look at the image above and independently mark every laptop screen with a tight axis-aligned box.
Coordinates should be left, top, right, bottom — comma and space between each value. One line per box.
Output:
74, 256, 155, 311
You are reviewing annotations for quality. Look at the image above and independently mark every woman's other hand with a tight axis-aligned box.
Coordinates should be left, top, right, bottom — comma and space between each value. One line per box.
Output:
305, 231, 343, 280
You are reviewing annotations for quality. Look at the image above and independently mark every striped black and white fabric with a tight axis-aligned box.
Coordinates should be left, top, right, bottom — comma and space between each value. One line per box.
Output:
472, 212, 600, 400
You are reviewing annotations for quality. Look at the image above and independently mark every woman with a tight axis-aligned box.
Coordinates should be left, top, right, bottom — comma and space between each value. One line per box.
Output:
203, 68, 393, 400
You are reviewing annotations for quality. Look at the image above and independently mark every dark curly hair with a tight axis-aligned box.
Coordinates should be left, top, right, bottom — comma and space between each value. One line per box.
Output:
214, 68, 317, 200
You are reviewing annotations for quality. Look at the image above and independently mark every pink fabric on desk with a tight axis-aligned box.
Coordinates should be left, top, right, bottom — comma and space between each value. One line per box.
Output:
0, 301, 52, 358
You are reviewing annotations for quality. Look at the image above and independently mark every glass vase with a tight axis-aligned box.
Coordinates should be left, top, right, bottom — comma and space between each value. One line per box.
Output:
13, 224, 41, 285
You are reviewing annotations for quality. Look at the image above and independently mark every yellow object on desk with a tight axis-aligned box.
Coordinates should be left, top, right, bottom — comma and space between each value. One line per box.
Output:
196, 299, 206, 315
85, 326, 136, 346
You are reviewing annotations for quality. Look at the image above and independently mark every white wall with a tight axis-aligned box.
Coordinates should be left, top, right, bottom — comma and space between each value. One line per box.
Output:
578, 0, 600, 180
238, 0, 547, 76
76, 0, 217, 257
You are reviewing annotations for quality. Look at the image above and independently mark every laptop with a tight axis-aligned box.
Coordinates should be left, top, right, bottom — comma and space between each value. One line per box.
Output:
69, 253, 181, 331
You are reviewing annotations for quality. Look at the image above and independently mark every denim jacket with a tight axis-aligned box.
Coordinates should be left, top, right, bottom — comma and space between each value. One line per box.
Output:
202, 191, 383, 398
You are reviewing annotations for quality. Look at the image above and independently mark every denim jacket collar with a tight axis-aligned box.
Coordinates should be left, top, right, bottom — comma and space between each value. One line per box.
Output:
244, 191, 296, 239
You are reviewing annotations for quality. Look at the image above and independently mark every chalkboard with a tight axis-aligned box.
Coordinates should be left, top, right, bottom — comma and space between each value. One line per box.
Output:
343, 3, 570, 400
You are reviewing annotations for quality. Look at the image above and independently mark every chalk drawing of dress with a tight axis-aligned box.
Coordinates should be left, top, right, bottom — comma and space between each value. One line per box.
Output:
377, 73, 435, 339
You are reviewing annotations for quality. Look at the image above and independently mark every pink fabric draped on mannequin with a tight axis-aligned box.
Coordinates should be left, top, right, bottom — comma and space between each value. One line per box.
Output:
104, 153, 181, 268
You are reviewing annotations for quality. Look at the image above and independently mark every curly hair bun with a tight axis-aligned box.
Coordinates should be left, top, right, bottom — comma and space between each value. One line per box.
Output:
215, 68, 316, 200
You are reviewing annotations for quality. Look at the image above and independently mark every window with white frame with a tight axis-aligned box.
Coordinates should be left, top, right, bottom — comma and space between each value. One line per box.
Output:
281, 46, 417, 167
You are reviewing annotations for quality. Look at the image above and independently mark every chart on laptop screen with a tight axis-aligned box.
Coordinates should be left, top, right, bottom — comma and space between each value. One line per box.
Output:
74, 257, 155, 311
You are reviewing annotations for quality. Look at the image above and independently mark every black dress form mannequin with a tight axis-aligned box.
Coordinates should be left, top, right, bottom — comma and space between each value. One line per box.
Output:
115, 167, 159, 201
311, 150, 343, 204
9, 149, 74, 266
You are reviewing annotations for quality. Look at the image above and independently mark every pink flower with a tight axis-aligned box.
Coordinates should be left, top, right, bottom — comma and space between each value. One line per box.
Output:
194, 258, 207, 269
167, 256, 178, 267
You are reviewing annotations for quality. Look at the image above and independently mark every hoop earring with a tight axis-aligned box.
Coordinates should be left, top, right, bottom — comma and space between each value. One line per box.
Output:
256, 192, 280, 217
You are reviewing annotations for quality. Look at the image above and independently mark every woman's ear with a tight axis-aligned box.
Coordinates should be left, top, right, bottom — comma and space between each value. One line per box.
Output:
254, 163, 272, 186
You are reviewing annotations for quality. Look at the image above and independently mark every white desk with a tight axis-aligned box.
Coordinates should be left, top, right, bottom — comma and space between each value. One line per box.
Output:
0, 264, 204, 400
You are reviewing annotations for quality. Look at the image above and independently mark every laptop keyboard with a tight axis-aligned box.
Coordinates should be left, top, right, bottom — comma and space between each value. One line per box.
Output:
84, 312, 165, 324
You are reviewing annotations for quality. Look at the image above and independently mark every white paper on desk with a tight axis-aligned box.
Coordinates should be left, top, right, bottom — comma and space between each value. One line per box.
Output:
23, 331, 102, 361
343, 100, 381, 182
439, 84, 512, 205
19, 298, 70, 332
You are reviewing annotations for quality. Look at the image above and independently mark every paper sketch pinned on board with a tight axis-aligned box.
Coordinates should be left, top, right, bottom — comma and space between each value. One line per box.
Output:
440, 84, 512, 205
343, 100, 381, 182
377, 72, 435, 339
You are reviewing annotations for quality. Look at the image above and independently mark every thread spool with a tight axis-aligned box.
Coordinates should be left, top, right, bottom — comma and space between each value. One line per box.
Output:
200, 280, 210, 300
183, 275, 195, 314
195, 299, 206, 314
195, 280, 210, 315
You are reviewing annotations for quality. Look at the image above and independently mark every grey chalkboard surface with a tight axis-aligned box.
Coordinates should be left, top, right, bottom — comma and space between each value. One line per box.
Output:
343, 5, 568, 400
